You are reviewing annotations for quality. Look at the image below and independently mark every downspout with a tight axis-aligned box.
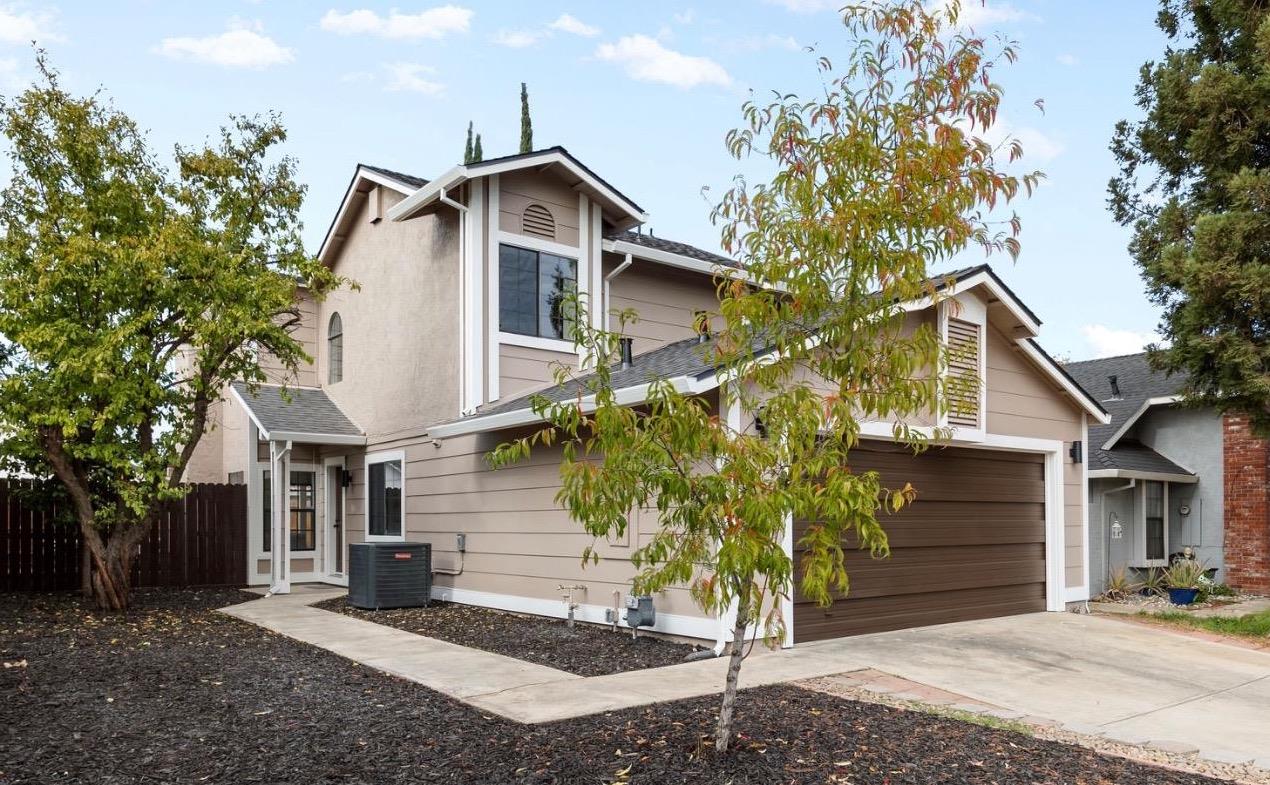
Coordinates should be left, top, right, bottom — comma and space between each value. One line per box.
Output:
1100, 479, 1136, 592
603, 253, 633, 333
266, 439, 293, 597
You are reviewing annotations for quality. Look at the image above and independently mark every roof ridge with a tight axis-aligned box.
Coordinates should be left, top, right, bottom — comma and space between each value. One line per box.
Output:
1064, 350, 1149, 366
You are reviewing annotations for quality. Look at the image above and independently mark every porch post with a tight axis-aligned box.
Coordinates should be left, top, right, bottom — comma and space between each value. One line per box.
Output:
269, 439, 293, 595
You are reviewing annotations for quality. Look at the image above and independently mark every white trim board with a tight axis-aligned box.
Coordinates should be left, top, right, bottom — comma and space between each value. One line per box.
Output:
1088, 469, 1198, 483
363, 449, 406, 543
1101, 394, 1182, 450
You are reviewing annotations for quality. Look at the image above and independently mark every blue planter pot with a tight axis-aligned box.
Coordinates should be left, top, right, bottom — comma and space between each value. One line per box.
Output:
1168, 587, 1199, 606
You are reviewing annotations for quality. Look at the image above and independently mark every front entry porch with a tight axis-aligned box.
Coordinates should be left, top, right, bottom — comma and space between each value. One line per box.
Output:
230, 382, 366, 593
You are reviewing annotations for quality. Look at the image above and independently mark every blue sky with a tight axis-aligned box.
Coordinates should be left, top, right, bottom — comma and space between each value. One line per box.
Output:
0, 1, 1171, 361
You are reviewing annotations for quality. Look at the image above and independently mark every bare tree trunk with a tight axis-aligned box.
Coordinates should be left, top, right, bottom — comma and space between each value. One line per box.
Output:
715, 591, 752, 754
80, 518, 150, 611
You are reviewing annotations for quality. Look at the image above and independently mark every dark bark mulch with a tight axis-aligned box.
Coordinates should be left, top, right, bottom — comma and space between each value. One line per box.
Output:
312, 596, 701, 676
1, 588, 1227, 785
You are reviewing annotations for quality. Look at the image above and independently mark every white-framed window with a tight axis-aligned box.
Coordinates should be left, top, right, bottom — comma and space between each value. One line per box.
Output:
261, 468, 318, 553
364, 450, 405, 542
1136, 480, 1169, 567
498, 243, 577, 342
328, 312, 343, 384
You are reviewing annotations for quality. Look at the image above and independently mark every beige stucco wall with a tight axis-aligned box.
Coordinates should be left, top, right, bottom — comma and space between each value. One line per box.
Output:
260, 287, 318, 387
984, 324, 1085, 589
319, 189, 462, 438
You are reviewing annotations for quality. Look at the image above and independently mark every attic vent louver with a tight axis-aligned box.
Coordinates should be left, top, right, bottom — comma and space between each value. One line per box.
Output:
521, 203, 556, 239
946, 318, 981, 428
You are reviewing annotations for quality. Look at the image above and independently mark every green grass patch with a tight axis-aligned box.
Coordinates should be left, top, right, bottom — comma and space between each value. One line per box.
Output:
920, 706, 1034, 736
1145, 609, 1270, 639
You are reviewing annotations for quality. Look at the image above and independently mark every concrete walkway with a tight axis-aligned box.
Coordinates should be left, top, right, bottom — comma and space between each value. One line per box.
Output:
804, 612, 1270, 766
220, 587, 862, 723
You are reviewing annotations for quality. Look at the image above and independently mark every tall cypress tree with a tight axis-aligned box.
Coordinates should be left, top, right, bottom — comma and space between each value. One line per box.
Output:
473, 133, 483, 163
1109, 0, 1270, 432
519, 82, 533, 153
463, 121, 474, 164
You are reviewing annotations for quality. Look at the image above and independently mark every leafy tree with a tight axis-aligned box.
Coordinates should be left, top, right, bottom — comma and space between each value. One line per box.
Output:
464, 120, 474, 164
519, 82, 533, 153
0, 57, 342, 610
1109, 0, 1270, 431
492, 0, 1038, 753
473, 132, 483, 163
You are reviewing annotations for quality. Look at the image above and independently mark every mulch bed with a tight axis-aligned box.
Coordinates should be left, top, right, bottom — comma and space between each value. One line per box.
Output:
312, 596, 701, 676
1, 588, 1228, 785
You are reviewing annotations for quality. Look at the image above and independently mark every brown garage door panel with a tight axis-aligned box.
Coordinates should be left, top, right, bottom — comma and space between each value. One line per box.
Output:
795, 545, 1047, 601
792, 443, 1047, 642
796, 584, 1048, 640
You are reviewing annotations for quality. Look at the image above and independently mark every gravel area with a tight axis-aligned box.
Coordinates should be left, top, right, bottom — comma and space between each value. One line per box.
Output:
1, 588, 1238, 785
804, 675, 1270, 785
312, 595, 701, 676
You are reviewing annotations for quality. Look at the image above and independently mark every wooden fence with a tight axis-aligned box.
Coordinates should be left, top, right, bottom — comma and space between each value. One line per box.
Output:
0, 481, 247, 592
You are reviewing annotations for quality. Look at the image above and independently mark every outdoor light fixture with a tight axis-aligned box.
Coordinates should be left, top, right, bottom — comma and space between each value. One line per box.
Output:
1069, 440, 1083, 464
341, 469, 353, 488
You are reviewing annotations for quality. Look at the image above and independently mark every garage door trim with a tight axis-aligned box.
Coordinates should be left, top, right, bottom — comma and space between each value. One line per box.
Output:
780, 428, 1067, 647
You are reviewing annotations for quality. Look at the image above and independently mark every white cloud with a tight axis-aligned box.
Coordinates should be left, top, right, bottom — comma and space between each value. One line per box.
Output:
156, 20, 293, 69
1080, 325, 1160, 359
974, 114, 1063, 164
320, 6, 472, 40
1056, 53, 1079, 66
595, 35, 730, 89
0, 5, 64, 44
383, 62, 444, 95
932, 1, 1040, 28
0, 56, 24, 90
549, 13, 599, 37
762, 0, 838, 13
673, 10, 695, 24
493, 29, 543, 48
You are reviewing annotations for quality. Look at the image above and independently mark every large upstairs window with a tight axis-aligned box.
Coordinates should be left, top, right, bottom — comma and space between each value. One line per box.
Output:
499, 244, 577, 341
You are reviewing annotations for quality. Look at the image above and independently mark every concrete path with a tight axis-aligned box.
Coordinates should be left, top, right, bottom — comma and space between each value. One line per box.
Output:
221, 587, 864, 723
804, 612, 1270, 766
1191, 596, 1270, 619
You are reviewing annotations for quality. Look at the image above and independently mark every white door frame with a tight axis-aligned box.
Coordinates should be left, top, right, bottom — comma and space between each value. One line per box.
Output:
323, 455, 349, 586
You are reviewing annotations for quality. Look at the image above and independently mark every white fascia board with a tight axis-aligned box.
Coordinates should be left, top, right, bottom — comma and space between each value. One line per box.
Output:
1088, 468, 1198, 483
318, 167, 421, 263
386, 165, 466, 222
389, 151, 648, 226
1014, 339, 1113, 425
1101, 395, 1182, 450
267, 431, 366, 446
903, 271, 1040, 337
427, 373, 721, 438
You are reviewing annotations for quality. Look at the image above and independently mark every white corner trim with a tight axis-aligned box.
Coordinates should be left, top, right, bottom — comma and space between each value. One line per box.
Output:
1044, 447, 1066, 612
1101, 395, 1183, 450
462, 178, 485, 414
487, 174, 501, 402
430, 585, 730, 642
363, 449, 406, 543
1080, 412, 1091, 600
1063, 586, 1090, 603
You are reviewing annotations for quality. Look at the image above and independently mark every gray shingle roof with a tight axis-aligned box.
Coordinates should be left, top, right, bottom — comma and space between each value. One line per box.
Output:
440, 264, 1085, 431
472, 335, 720, 419
361, 164, 429, 190
610, 230, 740, 269
1063, 352, 1190, 476
231, 382, 363, 439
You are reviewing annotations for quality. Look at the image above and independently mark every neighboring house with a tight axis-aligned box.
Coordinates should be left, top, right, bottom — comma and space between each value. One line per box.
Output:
1065, 352, 1270, 596
185, 146, 1110, 645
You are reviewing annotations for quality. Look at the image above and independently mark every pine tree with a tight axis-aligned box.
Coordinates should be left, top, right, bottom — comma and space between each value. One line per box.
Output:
519, 82, 533, 153
463, 121, 474, 164
473, 133, 483, 163
1109, 0, 1270, 432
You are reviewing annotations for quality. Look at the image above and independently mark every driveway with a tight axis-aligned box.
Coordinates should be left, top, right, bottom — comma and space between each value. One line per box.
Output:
803, 612, 1270, 765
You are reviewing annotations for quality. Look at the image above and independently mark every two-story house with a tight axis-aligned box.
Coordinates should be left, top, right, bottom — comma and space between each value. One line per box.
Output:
185, 146, 1110, 644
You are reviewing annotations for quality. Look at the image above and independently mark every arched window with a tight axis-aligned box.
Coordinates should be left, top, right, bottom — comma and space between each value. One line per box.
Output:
328, 312, 343, 384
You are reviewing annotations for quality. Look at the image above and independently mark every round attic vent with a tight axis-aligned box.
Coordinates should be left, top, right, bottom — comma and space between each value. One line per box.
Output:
521, 203, 556, 240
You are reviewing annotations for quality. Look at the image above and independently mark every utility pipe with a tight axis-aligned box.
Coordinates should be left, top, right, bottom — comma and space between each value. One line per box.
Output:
1099, 479, 1136, 592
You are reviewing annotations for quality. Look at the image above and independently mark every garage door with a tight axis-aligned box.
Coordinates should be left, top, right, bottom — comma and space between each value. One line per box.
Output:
793, 442, 1046, 642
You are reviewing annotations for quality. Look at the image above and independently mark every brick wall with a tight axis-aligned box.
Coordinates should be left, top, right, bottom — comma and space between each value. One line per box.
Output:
1222, 415, 1270, 594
